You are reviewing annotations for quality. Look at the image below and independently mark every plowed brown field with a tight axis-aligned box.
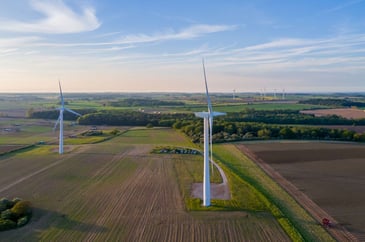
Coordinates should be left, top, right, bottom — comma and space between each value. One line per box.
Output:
0, 144, 27, 154
0, 128, 290, 241
301, 108, 365, 119
243, 141, 365, 241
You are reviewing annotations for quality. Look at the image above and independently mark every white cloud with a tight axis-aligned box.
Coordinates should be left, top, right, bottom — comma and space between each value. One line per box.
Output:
323, 0, 365, 13
0, 36, 41, 47
243, 38, 327, 51
0, 0, 101, 34
114, 24, 237, 44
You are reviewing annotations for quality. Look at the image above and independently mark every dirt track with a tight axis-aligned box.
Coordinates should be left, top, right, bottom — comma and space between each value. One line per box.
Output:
191, 158, 231, 200
240, 145, 360, 242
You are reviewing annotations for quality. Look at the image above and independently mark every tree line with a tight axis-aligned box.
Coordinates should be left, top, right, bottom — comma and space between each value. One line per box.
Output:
28, 109, 365, 143
299, 98, 365, 107
107, 98, 185, 107
27, 108, 95, 120
78, 110, 193, 127
225, 109, 365, 125
174, 119, 365, 143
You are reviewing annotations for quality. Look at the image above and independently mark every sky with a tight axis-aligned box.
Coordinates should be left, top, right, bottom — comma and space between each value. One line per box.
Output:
0, 0, 365, 93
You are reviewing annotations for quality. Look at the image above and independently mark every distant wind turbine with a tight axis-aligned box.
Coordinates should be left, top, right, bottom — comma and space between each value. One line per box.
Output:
54, 81, 81, 154
195, 59, 226, 206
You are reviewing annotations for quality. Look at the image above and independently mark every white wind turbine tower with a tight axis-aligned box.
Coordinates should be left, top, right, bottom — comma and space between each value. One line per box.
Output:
195, 59, 226, 206
54, 81, 81, 154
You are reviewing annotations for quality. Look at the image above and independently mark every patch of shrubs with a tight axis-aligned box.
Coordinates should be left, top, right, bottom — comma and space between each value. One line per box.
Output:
0, 198, 32, 231
152, 146, 200, 155
82, 130, 103, 136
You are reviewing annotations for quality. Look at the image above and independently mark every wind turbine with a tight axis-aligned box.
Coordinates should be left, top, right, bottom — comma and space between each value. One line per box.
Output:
54, 81, 81, 154
195, 59, 226, 206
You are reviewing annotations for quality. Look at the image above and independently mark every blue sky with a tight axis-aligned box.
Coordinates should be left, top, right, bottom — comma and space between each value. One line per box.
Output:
0, 0, 365, 93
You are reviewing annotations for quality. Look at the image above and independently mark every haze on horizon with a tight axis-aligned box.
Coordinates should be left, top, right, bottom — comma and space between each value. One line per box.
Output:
1, 0, 365, 93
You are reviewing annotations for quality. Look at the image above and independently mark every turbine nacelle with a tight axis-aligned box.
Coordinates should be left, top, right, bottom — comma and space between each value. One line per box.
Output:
195, 111, 225, 119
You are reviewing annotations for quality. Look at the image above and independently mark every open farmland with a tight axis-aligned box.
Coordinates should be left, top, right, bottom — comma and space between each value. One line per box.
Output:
0, 128, 291, 241
243, 141, 365, 241
301, 108, 365, 119
0, 117, 86, 145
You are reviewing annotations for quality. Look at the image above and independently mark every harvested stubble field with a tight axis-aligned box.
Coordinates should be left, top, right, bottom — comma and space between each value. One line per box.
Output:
243, 141, 365, 241
0, 128, 290, 241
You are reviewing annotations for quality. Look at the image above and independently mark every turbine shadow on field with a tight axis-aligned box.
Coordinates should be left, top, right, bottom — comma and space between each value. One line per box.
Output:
0, 207, 108, 241
32, 207, 107, 233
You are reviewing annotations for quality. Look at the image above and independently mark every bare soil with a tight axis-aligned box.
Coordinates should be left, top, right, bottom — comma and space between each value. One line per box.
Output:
241, 141, 365, 241
191, 159, 231, 200
0, 145, 27, 154
301, 108, 365, 119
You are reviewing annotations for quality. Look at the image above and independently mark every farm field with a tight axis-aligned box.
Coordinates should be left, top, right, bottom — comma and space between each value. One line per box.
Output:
301, 108, 365, 119
0, 118, 82, 145
243, 141, 365, 241
0, 145, 28, 155
0, 128, 291, 241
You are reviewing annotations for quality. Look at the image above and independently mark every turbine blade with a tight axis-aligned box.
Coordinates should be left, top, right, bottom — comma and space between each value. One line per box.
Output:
202, 58, 213, 114
53, 115, 61, 131
64, 107, 81, 117
59, 80, 64, 107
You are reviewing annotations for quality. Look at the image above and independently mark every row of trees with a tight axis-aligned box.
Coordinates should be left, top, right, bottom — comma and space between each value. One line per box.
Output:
27, 108, 95, 120
225, 109, 365, 125
78, 111, 193, 127
74, 109, 365, 127
28, 108, 365, 126
107, 98, 184, 107
174, 119, 363, 143
28, 109, 365, 143
299, 98, 365, 107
